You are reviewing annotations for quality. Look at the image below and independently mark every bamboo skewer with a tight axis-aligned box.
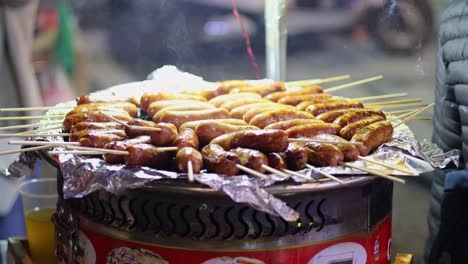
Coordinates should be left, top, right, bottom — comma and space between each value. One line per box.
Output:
283, 169, 316, 182
305, 164, 345, 184
50, 146, 179, 155
9, 140, 79, 146
48, 150, 106, 155
0, 115, 65, 121
286, 74, 351, 87
393, 103, 435, 128
0, 121, 63, 130
0, 133, 69, 138
374, 103, 428, 110
101, 112, 162, 132
323, 75, 383, 93
357, 156, 416, 175
0, 126, 64, 139
261, 164, 290, 178
364, 98, 422, 106
409, 117, 432, 121
0, 145, 51, 156
385, 109, 420, 115
0, 106, 73, 112
187, 161, 194, 182
339, 162, 405, 184
236, 164, 269, 179
288, 138, 363, 146
354, 93, 408, 102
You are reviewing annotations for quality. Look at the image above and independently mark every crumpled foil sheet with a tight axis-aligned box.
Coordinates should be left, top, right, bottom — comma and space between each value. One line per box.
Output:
6, 66, 461, 222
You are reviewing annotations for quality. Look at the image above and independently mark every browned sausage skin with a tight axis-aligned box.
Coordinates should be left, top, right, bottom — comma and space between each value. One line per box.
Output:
284, 143, 309, 170
70, 122, 125, 134
201, 144, 240, 176
304, 142, 344, 167
230, 148, 269, 173
265, 85, 323, 102
286, 123, 341, 139
140, 92, 207, 112
176, 147, 203, 173
340, 115, 385, 140
267, 153, 287, 170
264, 119, 324, 130
79, 133, 126, 148
210, 129, 289, 153
249, 109, 315, 128
148, 122, 178, 146
312, 134, 360, 162
156, 108, 230, 128
124, 143, 170, 169
351, 121, 393, 156
194, 121, 258, 146
103, 136, 151, 164
306, 100, 364, 116
173, 128, 199, 150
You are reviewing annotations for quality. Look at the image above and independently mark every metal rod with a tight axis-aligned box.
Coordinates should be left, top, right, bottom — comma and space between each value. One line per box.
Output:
265, 0, 287, 81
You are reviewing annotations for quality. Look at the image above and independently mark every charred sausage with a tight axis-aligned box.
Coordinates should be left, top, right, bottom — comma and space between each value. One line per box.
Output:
267, 153, 287, 170
284, 143, 309, 170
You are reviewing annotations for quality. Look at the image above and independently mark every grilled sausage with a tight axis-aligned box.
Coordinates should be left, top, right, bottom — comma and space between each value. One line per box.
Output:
306, 100, 364, 116
284, 143, 309, 170
296, 97, 340, 111
148, 122, 178, 146
124, 143, 171, 168
79, 133, 125, 148
156, 108, 230, 128
312, 134, 360, 161
286, 123, 341, 138
124, 119, 159, 138
210, 129, 289, 153
103, 136, 151, 164
249, 109, 315, 128
219, 98, 270, 111
179, 119, 248, 131
265, 85, 323, 102
264, 119, 324, 130
315, 109, 352, 123
230, 148, 269, 173
153, 104, 217, 122
173, 127, 199, 149
277, 92, 330, 106
304, 142, 344, 167
63, 112, 132, 130
201, 144, 241, 176
243, 105, 296, 123
67, 102, 138, 118
267, 153, 287, 170
140, 92, 207, 111
70, 129, 126, 142
229, 82, 286, 96
333, 109, 386, 128
76, 94, 139, 106
147, 100, 215, 117
208, 92, 261, 107
194, 121, 259, 146
176, 147, 203, 173
351, 121, 393, 156
230, 102, 278, 119
215, 80, 252, 94
340, 115, 385, 140
70, 122, 125, 133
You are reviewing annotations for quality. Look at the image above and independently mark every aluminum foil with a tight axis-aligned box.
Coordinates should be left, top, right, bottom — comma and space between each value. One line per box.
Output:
6, 66, 460, 222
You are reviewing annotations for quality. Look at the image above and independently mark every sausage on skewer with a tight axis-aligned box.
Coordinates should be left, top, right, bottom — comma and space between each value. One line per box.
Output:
210, 129, 289, 153
340, 115, 385, 140
351, 121, 393, 156
304, 142, 344, 167
176, 147, 203, 173
230, 148, 269, 173
201, 144, 241, 176
103, 136, 151, 164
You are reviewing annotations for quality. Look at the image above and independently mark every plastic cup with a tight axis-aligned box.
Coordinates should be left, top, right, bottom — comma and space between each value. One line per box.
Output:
19, 178, 58, 264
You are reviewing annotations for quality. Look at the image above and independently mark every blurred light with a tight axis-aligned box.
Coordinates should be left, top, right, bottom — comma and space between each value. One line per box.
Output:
204, 21, 230, 36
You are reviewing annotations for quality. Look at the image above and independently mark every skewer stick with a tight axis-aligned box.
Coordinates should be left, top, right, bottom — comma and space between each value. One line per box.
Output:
0, 106, 73, 112
323, 75, 383, 93
261, 165, 290, 178
187, 161, 194, 182
339, 162, 405, 184
393, 103, 435, 128
286, 74, 351, 87
9, 140, 79, 146
0, 145, 51, 156
155, 147, 179, 152
283, 169, 316, 182
410, 117, 432, 121
101, 112, 162, 132
0, 125, 64, 139
385, 108, 420, 115
354, 93, 408, 102
357, 156, 416, 175
305, 164, 345, 184
374, 103, 428, 110
48, 150, 106, 155
0, 133, 69, 138
0, 121, 63, 130
236, 164, 269, 179
288, 138, 363, 146
64, 145, 129, 154
364, 98, 422, 106
0, 115, 65, 121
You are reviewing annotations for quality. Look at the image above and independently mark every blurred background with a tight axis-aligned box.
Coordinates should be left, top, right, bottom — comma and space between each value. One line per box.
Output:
1, 0, 451, 262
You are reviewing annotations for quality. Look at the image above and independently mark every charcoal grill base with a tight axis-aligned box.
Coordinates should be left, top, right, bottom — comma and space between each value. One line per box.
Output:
54, 178, 393, 264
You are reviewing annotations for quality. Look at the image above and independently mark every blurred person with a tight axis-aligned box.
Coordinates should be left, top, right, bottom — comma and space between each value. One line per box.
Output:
426, 0, 468, 263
